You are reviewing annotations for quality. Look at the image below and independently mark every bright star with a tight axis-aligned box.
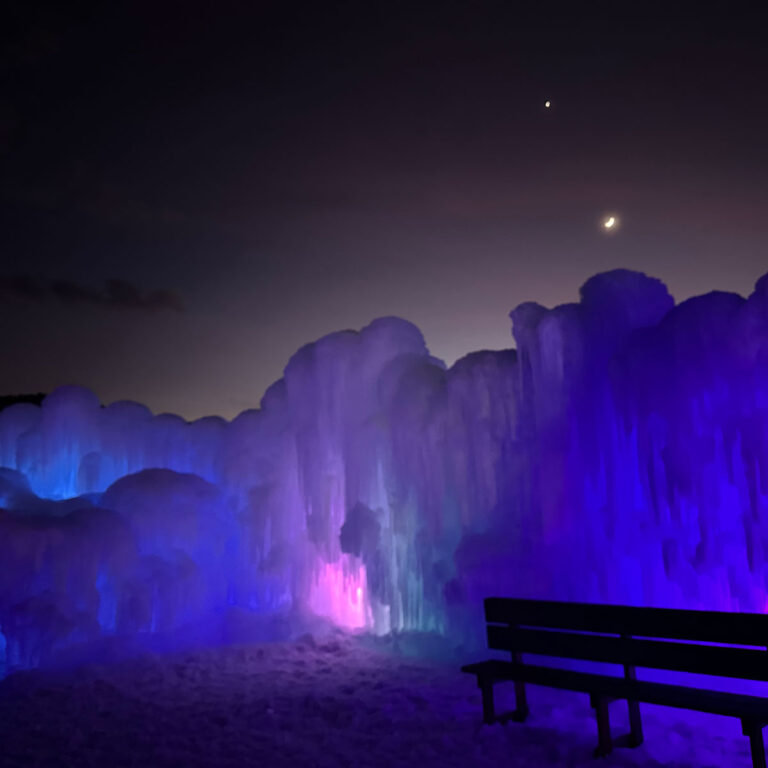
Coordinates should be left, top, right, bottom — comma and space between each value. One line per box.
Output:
604, 216, 616, 229
544, 100, 551, 108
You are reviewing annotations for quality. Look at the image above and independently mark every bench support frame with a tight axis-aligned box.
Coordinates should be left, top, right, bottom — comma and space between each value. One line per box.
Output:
743, 720, 767, 768
464, 598, 768, 767
621, 641, 644, 748
511, 652, 529, 722
479, 678, 495, 724
591, 695, 613, 757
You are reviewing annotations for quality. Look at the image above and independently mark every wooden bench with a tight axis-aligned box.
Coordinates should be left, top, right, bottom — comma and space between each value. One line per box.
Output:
461, 597, 768, 767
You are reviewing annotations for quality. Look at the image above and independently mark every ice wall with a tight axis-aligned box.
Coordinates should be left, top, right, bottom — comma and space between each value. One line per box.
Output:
1, 270, 767, 672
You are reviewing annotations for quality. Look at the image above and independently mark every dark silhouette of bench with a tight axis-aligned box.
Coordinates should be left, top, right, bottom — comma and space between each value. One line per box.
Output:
461, 597, 768, 767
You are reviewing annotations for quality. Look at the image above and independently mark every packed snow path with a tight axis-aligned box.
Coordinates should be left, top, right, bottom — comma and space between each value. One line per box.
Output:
0, 632, 755, 767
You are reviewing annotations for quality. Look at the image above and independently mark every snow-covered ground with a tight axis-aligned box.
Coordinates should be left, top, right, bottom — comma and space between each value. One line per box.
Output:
0, 630, 756, 767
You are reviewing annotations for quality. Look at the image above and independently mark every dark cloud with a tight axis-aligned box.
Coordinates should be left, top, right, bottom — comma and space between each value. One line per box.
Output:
0, 275, 184, 312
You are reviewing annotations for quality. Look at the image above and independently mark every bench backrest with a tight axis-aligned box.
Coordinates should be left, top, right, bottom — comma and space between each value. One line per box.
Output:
485, 597, 768, 681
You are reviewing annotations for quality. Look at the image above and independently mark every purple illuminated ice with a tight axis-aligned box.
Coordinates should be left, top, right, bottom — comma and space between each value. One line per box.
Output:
0, 270, 766, 673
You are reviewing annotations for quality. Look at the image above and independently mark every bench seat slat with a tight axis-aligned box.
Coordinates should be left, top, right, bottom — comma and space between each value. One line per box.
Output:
485, 597, 768, 645
488, 626, 768, 680
461, 660, 768, 720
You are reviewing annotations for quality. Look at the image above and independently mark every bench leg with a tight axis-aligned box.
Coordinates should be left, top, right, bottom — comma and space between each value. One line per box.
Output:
621, 659, 643, 747
479, 678, 495, 724
742, 720, 766, 768
591, 695, 613, 758
512, 680, 529, 722
626, 699, 643, 747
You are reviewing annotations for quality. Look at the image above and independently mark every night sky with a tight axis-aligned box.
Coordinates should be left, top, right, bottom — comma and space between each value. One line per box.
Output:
1, 1, 766, 419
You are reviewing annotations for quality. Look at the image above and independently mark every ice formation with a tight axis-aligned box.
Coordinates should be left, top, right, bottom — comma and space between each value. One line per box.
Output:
0, 270, 767, 673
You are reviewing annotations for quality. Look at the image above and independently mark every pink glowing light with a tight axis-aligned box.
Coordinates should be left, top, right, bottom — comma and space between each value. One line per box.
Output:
308, 557, 369, 629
